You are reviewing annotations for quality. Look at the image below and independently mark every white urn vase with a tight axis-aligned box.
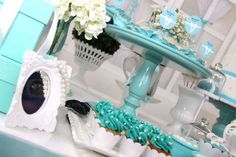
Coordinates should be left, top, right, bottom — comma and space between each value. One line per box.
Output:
168, 85, 207, 135
73, 39, 112, 88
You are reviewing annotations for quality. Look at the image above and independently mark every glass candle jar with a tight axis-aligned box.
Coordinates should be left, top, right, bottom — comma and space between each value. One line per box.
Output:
183, 118, 211, 142
209, 63, 226, 93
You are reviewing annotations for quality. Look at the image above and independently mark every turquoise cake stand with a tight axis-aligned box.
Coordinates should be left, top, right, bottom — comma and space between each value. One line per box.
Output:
198, 90, 236, 137
105, 24, 212, 114
171, 136, 199, 157
210, 98, 236, 137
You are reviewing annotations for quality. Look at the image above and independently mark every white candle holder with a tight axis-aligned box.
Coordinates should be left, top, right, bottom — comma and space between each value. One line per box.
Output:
73, 39, 112, 88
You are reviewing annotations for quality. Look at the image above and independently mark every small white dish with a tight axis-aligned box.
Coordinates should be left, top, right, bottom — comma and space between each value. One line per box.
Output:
67, 110, 124, 157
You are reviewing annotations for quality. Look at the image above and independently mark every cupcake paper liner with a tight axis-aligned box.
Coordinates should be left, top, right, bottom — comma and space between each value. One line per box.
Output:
199, 140, 229, 157
118, 136, 147, 157
142, 146, 171, 157
92, 126, 121, 150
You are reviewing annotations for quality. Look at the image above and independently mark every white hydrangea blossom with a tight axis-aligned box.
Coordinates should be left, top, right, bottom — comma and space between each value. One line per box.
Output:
56, 0, 110, 40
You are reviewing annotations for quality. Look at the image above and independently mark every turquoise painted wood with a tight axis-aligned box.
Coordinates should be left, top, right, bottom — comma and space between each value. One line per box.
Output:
0, 0, 53, 63
0, 81, 15, 113
0, 0, 53, 24
106, 24, 212, 78
121, 58, 161, 113
20, 0, 54, 24
0, 56, 21, 85
0, 0, 53, 113
0, 13, 46, 63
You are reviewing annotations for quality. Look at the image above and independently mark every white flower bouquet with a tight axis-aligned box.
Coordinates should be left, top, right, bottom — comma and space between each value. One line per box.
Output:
57, 0, 110, 40
49, 0, 110, 55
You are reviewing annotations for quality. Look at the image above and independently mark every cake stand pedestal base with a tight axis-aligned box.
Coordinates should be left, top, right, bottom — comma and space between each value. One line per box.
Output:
120, 55, 162, 114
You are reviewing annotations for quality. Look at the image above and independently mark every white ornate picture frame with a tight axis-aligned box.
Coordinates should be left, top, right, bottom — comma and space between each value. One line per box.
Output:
5, 51, 71, 132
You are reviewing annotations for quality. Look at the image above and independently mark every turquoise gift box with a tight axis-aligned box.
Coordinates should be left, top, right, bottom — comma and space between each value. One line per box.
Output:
0, 0, 53, 113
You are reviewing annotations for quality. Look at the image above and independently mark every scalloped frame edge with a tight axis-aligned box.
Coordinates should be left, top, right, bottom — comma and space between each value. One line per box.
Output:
5, 51, 71, 132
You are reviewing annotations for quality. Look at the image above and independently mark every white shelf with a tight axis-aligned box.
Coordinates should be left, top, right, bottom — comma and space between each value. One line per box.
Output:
175, 10, 226, 41
204, 26, 226, 41
150, 0, 227, 41
180, 0, 201, 16
199, 89, 236, 108
203, 0, 220, 20
151, 0, 167, 7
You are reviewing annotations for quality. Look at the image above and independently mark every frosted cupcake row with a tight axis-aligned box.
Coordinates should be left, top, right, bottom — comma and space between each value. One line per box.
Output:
91, 122, 172, 157
86, 101, 173, 157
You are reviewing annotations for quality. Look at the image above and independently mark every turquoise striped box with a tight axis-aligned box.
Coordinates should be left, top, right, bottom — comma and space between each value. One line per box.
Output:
0, 0, 53, 113
0, 0, 53, 63
0, 80, 15, 113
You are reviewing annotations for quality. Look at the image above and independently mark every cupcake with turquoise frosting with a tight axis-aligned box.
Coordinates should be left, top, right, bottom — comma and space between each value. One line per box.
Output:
93, 100, 114, 115
86, 100, 114, 131
143, 133, 173, 157
141, 122, 161, 139
92, 109, 124, 149
116, 110, 139, 131
98, 110, 123, 134
118, 123, 148, 157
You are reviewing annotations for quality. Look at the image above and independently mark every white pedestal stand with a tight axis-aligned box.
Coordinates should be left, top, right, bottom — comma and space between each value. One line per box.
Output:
167, 86, 207, 135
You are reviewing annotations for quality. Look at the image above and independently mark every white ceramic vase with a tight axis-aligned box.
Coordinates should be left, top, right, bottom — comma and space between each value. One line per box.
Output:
167, 86, 206, 135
